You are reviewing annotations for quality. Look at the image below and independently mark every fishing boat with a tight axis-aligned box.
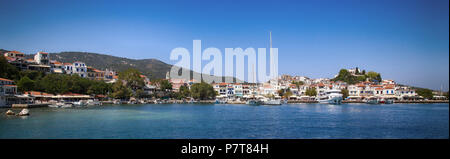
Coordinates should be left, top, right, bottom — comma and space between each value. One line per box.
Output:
215, 99, 227, 104
316, 90, 343, 104
261, 98, 282, 105
49, 101, 73, 108
246, 99, 262, 106
73, 100, 87, 106
87, 99, 102, 106
365, 97, 379, 104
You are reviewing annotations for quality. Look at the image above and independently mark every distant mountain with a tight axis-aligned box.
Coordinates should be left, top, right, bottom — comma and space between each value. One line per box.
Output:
4, 50, 240, 82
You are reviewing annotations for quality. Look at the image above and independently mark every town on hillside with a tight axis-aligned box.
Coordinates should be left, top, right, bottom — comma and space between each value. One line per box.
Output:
1, 50, 448, 108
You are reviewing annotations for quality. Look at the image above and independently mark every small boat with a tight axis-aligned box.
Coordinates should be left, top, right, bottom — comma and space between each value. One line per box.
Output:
50, 102, 73, 108
262, 99, 282, 105
365, 97, 379, 104
246, 99, 261, 106
379, 98, 394, 104
154, 99, 162, 104
385, 99, 394, 104
113, 100, 121, 105
215, 99, 227, 104
73, 100, 87, 106
87, 99, 102, 106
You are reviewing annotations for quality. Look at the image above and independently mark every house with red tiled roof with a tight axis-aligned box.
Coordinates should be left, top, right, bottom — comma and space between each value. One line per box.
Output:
4, 51, 25, 60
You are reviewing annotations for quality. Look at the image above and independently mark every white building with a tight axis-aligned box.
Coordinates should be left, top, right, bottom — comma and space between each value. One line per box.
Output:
34, 52, 50, 65
50, 60, 64, 73
64, 62, 87, 78
0, 78, 17, 107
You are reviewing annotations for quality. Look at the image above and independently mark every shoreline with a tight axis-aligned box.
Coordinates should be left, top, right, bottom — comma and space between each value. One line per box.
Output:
1, 100, 448, 109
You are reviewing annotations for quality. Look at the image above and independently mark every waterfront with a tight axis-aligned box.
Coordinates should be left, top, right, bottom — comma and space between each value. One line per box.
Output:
0, 103, 448, 139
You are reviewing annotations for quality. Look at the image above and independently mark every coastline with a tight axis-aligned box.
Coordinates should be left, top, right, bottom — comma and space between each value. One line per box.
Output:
2, 99, 448, 109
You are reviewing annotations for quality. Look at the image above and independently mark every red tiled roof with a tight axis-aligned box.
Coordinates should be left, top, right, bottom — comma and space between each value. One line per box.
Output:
384, 86, 394, 89
51, 61, 62, 65
24, 91, 54, 96
7, 51, 24, 54
60, 92, 85, 96
4, 56, 15, 61
93, 69, 104, 73
3, 85, 16, 87
0, 78, 14, 82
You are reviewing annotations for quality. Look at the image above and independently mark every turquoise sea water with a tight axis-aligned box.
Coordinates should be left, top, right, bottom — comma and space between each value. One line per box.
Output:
0, 103, 448, 139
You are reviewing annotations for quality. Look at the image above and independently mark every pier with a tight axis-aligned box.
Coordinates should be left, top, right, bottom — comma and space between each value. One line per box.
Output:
11, 103, 50, 108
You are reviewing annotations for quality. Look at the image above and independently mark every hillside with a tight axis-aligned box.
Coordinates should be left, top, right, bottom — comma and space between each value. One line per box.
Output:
46, 52, 171, 79
2, 50, 239, 82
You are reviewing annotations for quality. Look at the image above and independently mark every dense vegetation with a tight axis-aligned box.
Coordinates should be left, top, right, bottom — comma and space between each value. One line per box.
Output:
305, 87, 317, 96
0, 56, 19, 80
189, 82, 217, 100
332, 69, 382, 84
415, 88, 434, 99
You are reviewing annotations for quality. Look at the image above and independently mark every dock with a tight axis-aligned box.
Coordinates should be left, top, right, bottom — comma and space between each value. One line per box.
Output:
11, 103, 50, 108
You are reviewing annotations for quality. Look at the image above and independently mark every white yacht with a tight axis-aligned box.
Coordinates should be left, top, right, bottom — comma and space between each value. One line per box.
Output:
316, 90, 343, 104
261, 98, 282, 105
73, 100, 87, 106
86, 99, 102, 106
49, 101, 73, 108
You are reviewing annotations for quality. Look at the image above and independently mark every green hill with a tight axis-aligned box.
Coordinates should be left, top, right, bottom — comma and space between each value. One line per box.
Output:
2, 50, 240, 82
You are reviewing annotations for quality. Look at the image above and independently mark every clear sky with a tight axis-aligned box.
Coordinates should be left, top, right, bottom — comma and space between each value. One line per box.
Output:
0, 0, 448, 91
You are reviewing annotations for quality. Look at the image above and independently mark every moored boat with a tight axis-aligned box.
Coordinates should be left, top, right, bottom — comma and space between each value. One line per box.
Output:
261, 99, 282, 105
73, 100, 87, 106
246, 99, 261, 106
87, 99, 102, 106
365, 97, 379, 104
317, 90, 343, 104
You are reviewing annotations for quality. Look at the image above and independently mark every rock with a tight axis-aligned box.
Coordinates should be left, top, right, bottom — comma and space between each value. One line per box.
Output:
5, 110, 15, 115
17, 109, 29, 116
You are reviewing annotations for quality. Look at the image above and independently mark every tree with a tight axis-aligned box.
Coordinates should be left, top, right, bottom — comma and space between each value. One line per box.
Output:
133, 89, 148, 99
416, 88, 433, 99
159, 79, 173, 91
332, 69, 359, 84
341, 88, 349, 99
19, 70, 44, 81
178, 85, 190, 99
292, 81, 304, 95
190, 82, 216, 100
0, 56, 19, 80
305, 87, 317, 96
283, 91, 293, 99
367, 71, 382, 82
118, 68, 145, 91
87, 81, 112, 95
17, 76, 35, 92
111, 80, 132, 99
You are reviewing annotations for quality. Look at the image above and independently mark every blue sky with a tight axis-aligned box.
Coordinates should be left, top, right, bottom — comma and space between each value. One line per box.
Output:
0, 0, 448, 90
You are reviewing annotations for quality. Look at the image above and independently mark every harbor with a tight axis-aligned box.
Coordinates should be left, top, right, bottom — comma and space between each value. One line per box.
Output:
1, 103, 448, 139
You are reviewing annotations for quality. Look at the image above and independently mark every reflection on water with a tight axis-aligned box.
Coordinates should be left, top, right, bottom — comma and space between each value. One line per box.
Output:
0, 103, 448, 139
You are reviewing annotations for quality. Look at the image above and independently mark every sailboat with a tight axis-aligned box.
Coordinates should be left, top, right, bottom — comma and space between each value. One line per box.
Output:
262, 31, 282, 106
